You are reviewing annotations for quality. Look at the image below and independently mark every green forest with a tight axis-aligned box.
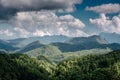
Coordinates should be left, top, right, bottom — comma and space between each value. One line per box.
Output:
0, 50, 120, 80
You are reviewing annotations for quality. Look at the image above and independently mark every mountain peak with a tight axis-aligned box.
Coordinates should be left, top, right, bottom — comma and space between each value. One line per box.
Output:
18, 41, 44, 53
67, 35, 108, 45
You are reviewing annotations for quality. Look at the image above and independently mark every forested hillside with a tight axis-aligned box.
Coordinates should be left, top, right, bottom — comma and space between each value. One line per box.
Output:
0, 54, 54, 80
0, 50, 120, 80
54, 50, 120, 80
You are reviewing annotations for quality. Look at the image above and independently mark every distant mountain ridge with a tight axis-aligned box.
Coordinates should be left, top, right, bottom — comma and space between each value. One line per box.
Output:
100, 32, 120, 44
7, 35, 70, 48
0, 39, 18, 51
18, 41, 45, 53
0, 35, 120, 53
67, 35, 108, 44
22, 35, 120, 54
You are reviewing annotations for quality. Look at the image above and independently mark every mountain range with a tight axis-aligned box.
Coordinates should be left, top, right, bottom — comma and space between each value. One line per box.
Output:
0, 33, 120, 55
1, 33, 120, 80
7, 35, 70, 48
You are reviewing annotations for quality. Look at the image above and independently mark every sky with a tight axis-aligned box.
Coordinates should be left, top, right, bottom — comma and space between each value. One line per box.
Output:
0, 0, 120, 39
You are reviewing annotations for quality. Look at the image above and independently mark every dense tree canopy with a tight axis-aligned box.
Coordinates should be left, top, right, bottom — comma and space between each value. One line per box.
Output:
54, 50, 120, 80
0, 50, 120, 80
0, 54, 53, 80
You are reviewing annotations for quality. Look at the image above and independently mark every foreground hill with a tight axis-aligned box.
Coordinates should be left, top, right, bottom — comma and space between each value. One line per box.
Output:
1, 50, 120, 80
0, 53, 54, 80
53, 50, 120, 80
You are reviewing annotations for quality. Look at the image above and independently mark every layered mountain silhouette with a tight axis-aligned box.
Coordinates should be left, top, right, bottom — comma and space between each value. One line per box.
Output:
52, 35, 120, 52
18, 41, 45, 53
0, 39, 18, 51
0, 35, 120, 53
67, 35, 108, 44
8, 35, 70, 48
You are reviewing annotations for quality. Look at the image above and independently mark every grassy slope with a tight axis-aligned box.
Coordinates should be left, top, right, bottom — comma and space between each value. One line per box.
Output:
25, 44, 111, 63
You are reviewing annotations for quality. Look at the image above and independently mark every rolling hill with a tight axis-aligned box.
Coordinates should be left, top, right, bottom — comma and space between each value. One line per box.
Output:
0, 39, 18, 51
25, 45, 62, 57
0, 53, 54, 80
53, 50, 120, 80
18, 41, 45, 53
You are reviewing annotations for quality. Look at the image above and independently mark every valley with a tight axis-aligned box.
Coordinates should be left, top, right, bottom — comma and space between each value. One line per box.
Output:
0, 34, 120, 80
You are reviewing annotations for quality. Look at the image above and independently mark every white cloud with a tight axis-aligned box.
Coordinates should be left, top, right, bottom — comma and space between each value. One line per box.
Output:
90, 13, 120, 34
14, 27, 30, 38
0, 29, 14, 36
10, 11, 87, 37
33, 30, 51, 36
86, 3, 120, 14
0, 0, 82, 12
86, 3, 120, 34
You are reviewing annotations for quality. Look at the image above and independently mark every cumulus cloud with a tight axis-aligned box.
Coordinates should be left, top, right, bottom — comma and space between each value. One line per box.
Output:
0, 0, 82, 19
9, 11, 87, 37
1, 0, 82, 10
0, 0, 82, 20
86, 3, 120, 14
0, 29, 14, 36
90, 13, 120, 34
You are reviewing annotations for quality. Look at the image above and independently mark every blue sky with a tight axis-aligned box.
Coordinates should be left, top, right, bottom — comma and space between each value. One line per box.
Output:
58, 0, 120, 33
0, 0, 120, 39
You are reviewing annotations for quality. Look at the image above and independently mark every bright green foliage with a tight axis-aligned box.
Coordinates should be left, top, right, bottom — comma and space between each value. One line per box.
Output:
53, 50, 120, 80
25, 45, 62, 57
0, 54, 54, 80
25, 46, 111, 63
1, 50, 120, 80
